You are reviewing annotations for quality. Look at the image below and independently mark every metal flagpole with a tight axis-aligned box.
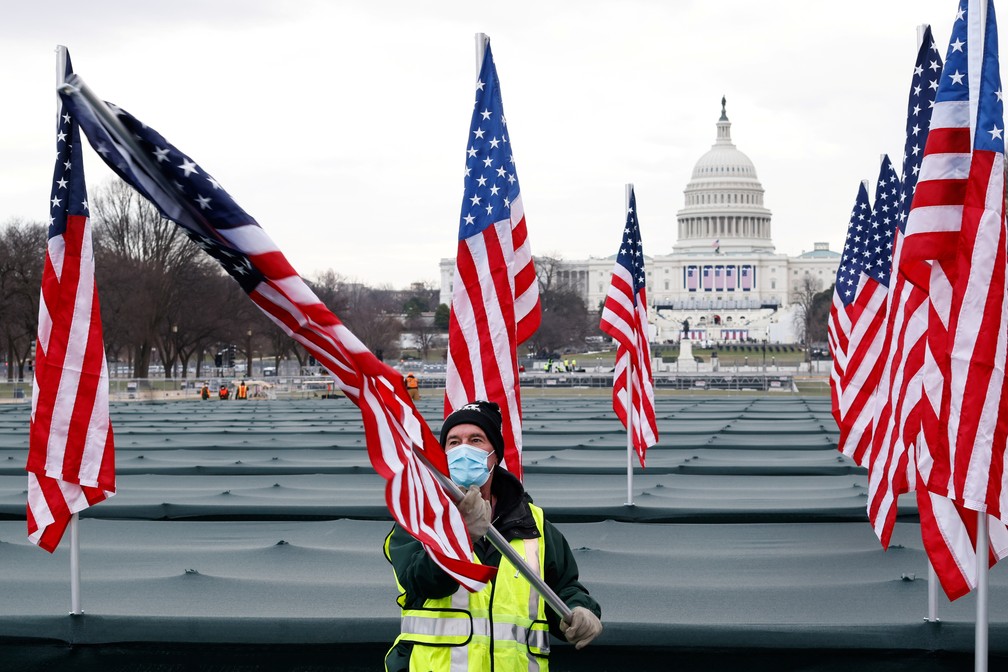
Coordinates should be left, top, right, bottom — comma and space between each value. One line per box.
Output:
624, 183, 635, 507
910, 25, 941, 625
971, 2, 987, 668
976, 511, 988, 672
56, 44, 83, 618
69, 513, 82, 615
927, 562, 938, 623
476, 32, 487, 71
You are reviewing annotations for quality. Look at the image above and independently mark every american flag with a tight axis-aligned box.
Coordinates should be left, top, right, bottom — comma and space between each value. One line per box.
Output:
828, 180, 871, 431
599, 187, 658, 467
940, 0, 1008, 520
26, 49, 115, 553
834, 157, 899, 468
900, 0, 1008, 599
865, 26, 941, 548
59, 77, 495, 591
702, 266, 713, 291
714, 265, 725, 291
444, 38, 539, 482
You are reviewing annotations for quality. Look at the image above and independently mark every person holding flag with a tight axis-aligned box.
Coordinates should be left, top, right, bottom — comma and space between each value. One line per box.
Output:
383, 400, 602, 671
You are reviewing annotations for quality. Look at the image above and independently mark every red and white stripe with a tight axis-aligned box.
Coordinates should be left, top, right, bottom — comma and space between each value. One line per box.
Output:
445, 195, 540, 482
827, 290, 850, 430
238, 231, 497, 592
865, 230, 928, 547
27, 212, 115, 552
836, 268, 890, 467
942, 143, 1008, 517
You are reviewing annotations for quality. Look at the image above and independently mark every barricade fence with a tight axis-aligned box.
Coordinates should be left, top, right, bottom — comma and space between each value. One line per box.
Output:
0, 370, 820, 403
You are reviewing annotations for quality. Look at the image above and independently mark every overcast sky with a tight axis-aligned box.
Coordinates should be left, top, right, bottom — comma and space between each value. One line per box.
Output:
0, 1, 994, 288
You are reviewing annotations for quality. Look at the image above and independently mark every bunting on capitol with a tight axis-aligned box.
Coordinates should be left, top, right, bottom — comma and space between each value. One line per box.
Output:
445, 37, 540, 481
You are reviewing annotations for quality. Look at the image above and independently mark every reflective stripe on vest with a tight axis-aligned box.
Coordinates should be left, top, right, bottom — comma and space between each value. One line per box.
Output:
393, 504, 551, 671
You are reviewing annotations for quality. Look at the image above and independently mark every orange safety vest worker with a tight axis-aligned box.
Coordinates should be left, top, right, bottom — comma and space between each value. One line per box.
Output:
405, 374, 420, 400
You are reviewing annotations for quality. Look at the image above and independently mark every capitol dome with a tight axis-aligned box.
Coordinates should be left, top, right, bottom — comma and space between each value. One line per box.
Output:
674, 98, 774, 254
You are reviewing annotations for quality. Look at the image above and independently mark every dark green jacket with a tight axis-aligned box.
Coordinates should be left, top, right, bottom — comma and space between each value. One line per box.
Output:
384, 468, 601, 671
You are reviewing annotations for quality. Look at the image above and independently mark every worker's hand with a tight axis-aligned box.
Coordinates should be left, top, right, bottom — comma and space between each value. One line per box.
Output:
560, 606, 602, 650
456, 485, 491, 539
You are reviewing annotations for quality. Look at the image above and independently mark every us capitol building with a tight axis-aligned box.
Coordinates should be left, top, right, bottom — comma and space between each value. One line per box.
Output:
440, 100, 840, 344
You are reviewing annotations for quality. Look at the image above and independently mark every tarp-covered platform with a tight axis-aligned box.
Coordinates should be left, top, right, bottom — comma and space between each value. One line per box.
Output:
0, 396, 1004, 671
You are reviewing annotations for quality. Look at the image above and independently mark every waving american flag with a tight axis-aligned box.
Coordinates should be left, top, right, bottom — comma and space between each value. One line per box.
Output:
27, 48, 115, 553
445, 38, 540, 481
59, 74, 495, 591
899, 0, 1008, 600
828, 180, 871, 432
599, 187, 658, 467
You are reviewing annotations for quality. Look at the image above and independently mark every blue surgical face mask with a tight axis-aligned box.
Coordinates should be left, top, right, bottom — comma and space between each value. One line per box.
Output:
446, 444, 494, 488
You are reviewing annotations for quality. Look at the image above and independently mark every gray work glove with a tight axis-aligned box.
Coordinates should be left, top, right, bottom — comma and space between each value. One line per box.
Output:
456, 485, 491, 539
561, 606, 602, 650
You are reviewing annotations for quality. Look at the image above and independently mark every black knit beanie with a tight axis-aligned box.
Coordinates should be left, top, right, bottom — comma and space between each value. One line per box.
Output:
439, 400, 505, 463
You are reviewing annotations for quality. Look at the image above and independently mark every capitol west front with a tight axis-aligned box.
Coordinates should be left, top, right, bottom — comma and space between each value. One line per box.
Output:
440, 100, 840, 344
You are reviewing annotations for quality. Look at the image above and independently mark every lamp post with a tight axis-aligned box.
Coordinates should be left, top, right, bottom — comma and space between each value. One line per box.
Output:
246, 329, 253, 377
171, 324, 178, 379
762, 338, 767, 391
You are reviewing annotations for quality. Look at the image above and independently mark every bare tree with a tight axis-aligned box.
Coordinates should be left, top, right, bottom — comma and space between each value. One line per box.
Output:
530, 253, 589, 354
92, 179, 210, 377
0, 219, 46, 380
308, 271, 401, 360
791, 273, 825, 356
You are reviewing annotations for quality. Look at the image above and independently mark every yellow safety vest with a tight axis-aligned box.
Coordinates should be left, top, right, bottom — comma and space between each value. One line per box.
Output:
388, 504, 551, 672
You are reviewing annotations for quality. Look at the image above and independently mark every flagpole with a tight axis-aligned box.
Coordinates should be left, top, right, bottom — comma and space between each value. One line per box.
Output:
69, 513, 82, 615
910, 25, 941, 626
55, 43, 83, 618
624, 183, 635, 507
475, 32, 487, 71
927, 562, 938, 623
976, 510, 988, 672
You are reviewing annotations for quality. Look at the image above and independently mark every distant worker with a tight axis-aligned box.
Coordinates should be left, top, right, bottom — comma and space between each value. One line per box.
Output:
237, 380, 248, 400
572, 358, 577, 371
218, 384, 230, 400
405, 372, 421, 400
200, 382, 210, 400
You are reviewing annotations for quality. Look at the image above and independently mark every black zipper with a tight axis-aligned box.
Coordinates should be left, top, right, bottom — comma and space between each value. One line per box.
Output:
488, 572, 496, 671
